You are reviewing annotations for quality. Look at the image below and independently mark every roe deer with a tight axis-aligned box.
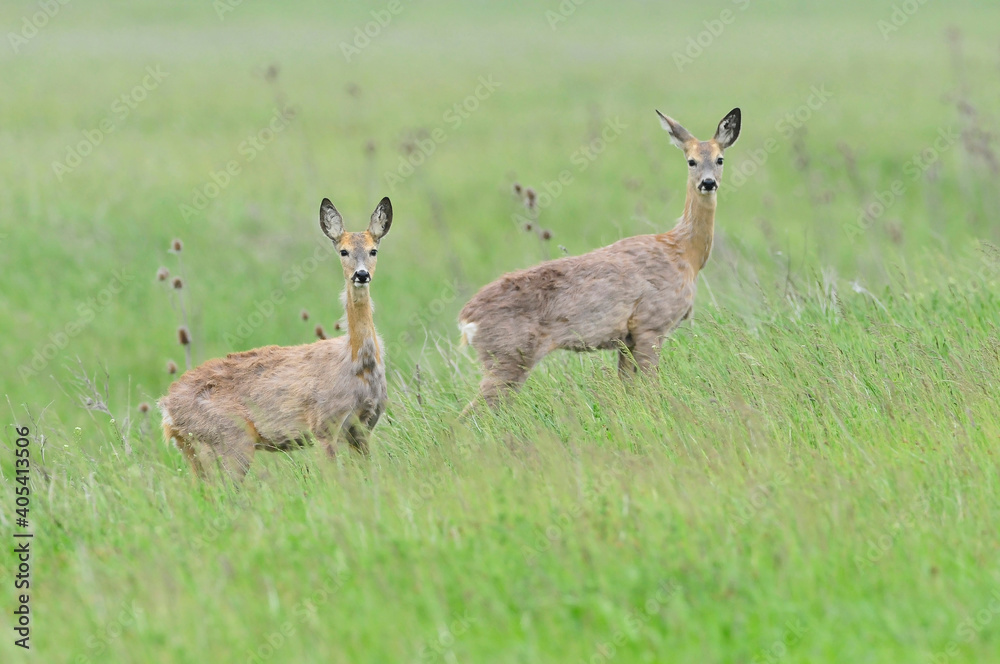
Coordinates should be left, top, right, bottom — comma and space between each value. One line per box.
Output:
459, 108, 741, 409
158, 197, 393, 481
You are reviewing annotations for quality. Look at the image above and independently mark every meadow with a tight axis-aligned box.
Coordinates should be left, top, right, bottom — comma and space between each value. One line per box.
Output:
2, 0, 1000, 661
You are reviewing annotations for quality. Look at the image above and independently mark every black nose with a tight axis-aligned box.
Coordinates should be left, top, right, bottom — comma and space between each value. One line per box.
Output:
353, 270, 370, 283
700, 179, 717, 191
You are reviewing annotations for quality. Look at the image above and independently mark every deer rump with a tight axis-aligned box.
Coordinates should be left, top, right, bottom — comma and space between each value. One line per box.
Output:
460, 234, 695, 358
159, 337, 387, 451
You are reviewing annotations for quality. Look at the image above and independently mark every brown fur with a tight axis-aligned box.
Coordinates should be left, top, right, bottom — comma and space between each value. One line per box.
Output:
459, 109, 741, 409
158, 197, 393, 481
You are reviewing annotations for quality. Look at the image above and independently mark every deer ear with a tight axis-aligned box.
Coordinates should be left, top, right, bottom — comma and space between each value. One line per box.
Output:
319, 198, 344, 242
714, 108, 741, 149
368, 197, 392, 240
656, 110, 694, 150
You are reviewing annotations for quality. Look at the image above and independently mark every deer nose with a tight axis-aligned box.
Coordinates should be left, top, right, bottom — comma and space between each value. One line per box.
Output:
700, 179, 717, 191
353, 270, 370, 283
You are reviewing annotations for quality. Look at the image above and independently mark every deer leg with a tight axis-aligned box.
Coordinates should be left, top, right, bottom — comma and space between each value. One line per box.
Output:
342, 416, 371, 457
185, 413, 259, 485
630, 330, 662, 374
322, 417, 371, 459
461, 350, 535, 415
320, 413, 353, 459
171, 430, 237, 482
481, 352, 535, 409
213, 429, 257, 485
320, 433, 338, 460
168, 427, 209, 480
617, 333, 638, 380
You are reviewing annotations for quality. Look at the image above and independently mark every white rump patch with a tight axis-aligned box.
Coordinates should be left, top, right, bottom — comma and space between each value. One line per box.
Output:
160, 408, 181, 447
156, 401, 181, 449
459, 320, 478, 346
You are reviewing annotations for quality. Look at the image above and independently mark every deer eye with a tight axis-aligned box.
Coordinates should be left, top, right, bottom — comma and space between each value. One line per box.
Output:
687, 159, 696, 167
717, 157, 724, 165
339, 250, 349, 257
369, 249, 377, 256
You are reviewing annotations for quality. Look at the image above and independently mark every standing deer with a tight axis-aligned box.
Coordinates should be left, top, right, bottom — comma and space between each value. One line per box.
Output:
459, 108, 741, 409
158, 197, 393, 481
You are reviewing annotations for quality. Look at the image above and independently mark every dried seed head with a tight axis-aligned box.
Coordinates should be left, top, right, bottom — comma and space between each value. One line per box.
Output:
172, 277, 184, 290
300, 309, 310, 321
334, 322, 341, 331
177, 326, 190, 345
138, 402, 150, 414
513, 182, 523, 196
541, 229, 552, 241
525, 188, 537, 209
156, 267, 170, 281
171, 239, 183, 252
315, 325, 327, 340
167, 360, 178, 375
523, 223, 533, 232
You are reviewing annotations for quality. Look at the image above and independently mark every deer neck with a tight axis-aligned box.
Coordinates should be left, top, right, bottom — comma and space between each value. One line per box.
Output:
343, 286, 381, 369
669, 184, 717, 275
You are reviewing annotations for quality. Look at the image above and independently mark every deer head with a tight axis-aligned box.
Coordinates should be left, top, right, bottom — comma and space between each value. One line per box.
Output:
656, 108, 741, 195
320, 197, 393, 290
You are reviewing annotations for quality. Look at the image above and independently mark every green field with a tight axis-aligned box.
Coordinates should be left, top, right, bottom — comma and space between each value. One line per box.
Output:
3, 0, 1000, 661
